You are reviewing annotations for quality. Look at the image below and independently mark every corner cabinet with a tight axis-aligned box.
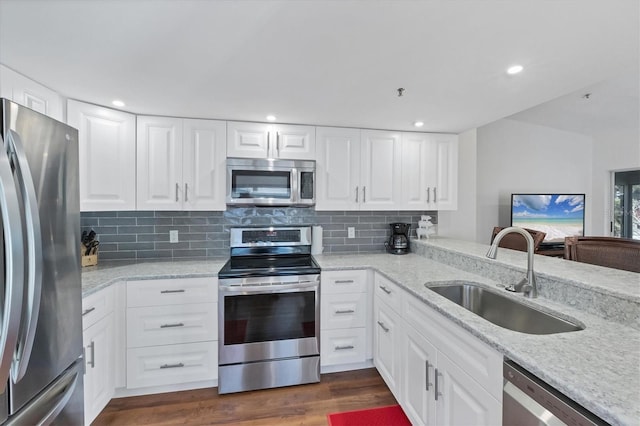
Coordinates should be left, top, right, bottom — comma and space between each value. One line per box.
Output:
67, 100, 137, 211
0, 64, 64, 121
372, 272, 502, 426
227, 121, 315, 160
136, 116, 227, 210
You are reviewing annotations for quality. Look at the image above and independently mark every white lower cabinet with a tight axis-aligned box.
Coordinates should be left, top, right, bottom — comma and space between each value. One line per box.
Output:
125, 277, 218, 391
320, 270, 371, 370
82, 286, 116, 425
373, 272, 503, 426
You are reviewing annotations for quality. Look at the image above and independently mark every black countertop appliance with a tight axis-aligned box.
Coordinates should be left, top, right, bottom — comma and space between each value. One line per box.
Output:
385, 222, 411, 255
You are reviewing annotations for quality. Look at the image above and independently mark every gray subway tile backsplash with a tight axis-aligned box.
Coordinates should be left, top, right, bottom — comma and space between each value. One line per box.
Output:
81, 208, 437, 261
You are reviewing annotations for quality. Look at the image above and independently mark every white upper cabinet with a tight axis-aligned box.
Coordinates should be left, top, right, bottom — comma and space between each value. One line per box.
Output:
316, 127, 361, 210
360, 130, 402, 210
400, 132, 458, 211
67, 100, 136, 211
227, 121, 315, 160
1, 64, 64, 121
316, 127, 401, 211
137, 116, 226, 211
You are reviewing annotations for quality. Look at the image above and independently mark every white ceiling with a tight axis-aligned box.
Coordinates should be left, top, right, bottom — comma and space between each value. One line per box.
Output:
0, 0, 638, 134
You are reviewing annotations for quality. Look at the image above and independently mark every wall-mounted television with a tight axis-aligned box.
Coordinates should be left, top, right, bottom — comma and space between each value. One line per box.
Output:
511, 194, 585, 246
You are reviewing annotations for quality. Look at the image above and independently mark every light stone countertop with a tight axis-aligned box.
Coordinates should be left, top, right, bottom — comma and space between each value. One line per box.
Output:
81, 238, 640, 426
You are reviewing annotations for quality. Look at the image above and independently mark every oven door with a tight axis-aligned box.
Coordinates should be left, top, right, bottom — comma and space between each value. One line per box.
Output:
218, 275, 320, 365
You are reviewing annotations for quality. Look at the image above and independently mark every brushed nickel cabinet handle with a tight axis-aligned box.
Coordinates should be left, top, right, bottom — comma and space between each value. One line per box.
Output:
87, 341, 95, 369
335, 345, 355, 351
160, 322, 184, 328
160, 289, 185, 294
175, 183, 179, 202
377, 321, 389, 332
82, 307, 95, 317
435, 368, 442, 401
160, 362, 185, 369
184, 183, 188, 202
363, 186, 366, 203
334, 280, 354, 284
427, 187, 430, 203
379, 285, 391, 294
426, 360, 432, 391
355, 186, 359, 203
434, 187, 437, 202
335, 309, 355, 314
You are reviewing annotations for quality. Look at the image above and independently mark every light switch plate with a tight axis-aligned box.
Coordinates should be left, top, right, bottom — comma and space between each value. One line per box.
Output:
347, 227, 355, 238
169, 230, 179, 243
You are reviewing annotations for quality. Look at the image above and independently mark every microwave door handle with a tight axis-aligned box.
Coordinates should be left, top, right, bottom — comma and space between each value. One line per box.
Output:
0, 133, 26, 392
6, 130, 43, 383
292, 169, 300, 204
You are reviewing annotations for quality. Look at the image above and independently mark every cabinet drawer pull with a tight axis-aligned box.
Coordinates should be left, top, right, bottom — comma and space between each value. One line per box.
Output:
184, 183, 189, 202
334, 279, 354, 284
425, 360, 432, 391
82, 307, 95, 316
377, 321, 389, 333
427, 187, 430, 203
160, 289, 185, 294
335, 345, 354, 351
363, 186, 366, 203
355, 186, 358, 203
335, 309, 355, 314
160, 362, 185, 369
160, 322, 185, 328
435, 368, 442, 401
175, 182, 179, 202
379, 285, 391, 294
434, 187, 437, 202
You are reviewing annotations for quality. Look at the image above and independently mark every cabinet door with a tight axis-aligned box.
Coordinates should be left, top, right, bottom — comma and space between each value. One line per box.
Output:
373, 298, 402, 398
402, 325, 437, 426
67, 100, 136, 211
435, 353, 501, 426
360, 130, 402, 210
315, 127, 361, 210
182, 119, 226, 210
401, 132, 437, 210
226, 121, 269, 158
433, 134, 458, 210
274, 124, 315, 160
83, 314, 115, 425
137, 116, 183, 210
0, 65, 63, 121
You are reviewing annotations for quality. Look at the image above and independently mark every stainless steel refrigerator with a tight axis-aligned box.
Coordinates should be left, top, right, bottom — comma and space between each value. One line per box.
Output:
0, 98, 84, 425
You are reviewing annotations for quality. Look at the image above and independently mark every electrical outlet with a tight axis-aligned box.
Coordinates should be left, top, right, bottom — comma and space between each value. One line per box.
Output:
347, 227, 355, 238
169, 230, 179, 243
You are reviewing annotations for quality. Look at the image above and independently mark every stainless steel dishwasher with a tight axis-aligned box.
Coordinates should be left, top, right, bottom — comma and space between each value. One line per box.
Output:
503, 360, 608, 426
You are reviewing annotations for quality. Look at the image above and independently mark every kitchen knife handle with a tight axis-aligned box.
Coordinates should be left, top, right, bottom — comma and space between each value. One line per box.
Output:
184, 183, 188, 202
175, 183, 179, 202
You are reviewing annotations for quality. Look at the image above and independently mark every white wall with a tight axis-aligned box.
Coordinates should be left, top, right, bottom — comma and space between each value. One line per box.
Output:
591, 127, 640, 236
473, 118, 593, 244
438, 128, 477, 240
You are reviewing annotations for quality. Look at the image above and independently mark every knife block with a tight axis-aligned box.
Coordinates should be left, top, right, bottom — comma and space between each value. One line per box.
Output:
81, 244, 98, 267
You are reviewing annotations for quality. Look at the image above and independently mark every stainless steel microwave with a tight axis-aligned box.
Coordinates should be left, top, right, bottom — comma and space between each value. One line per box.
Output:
226, 158, 315, 206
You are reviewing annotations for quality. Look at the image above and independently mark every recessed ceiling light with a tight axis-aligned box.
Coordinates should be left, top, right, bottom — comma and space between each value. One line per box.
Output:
266, 115, 277, 122
414, 121, 424, 128
112, 100, 125, 107
506, 65, 524, 75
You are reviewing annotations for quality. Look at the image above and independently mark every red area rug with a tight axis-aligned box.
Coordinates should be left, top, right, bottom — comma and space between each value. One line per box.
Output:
327, 404, 411, 426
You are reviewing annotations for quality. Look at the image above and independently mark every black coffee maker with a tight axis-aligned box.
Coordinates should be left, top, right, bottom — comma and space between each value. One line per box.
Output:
385, 223, 411, 255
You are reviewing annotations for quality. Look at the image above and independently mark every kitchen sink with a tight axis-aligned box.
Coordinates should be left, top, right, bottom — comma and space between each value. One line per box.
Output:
426, 282, 584, 335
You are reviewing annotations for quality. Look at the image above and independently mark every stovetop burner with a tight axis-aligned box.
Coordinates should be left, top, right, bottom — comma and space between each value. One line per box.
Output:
218, 226, 321, 279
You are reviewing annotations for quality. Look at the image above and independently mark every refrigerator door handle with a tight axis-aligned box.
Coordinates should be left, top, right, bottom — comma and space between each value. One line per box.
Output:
6, 130, 43, 383
0, 133, 25, 393
3, 362, 79, 426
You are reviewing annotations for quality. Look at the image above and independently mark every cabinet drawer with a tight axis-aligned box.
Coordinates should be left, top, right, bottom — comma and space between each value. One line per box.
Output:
321, 328, 367, 366
82, 286, 115, 330
403, 293, 503, 401
321, 270, 368, 294
374, 273, 403, 313
126, 341, 218, 389
321, 293, 367, 330
127, 277, 216, 307
127, 303, 217, 348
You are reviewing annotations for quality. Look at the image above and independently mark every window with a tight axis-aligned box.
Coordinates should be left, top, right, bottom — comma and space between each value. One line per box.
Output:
613, 169, 640, 240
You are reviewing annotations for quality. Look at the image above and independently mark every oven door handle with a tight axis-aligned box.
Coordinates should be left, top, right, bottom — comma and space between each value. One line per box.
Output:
219, 282, 319, 294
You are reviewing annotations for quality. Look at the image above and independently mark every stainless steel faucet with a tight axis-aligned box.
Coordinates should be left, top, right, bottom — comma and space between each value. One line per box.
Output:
486, 226, 538, 298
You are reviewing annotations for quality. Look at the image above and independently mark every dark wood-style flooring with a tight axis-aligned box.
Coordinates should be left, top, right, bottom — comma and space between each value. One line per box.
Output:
93, 368, 397, 425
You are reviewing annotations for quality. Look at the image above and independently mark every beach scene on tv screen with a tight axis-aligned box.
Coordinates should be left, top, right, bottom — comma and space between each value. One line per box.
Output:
512, 194, 585, 243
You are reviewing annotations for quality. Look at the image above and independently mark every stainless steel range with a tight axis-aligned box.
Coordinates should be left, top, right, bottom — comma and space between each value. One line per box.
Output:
217, 226, 321, 394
